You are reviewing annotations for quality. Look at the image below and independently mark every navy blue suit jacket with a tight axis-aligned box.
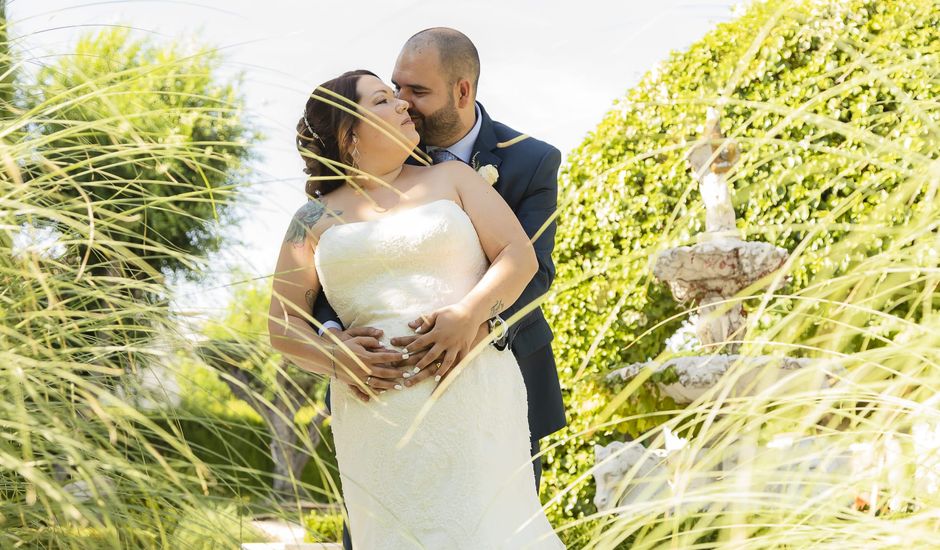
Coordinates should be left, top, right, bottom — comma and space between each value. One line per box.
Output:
314, 102, 567, 440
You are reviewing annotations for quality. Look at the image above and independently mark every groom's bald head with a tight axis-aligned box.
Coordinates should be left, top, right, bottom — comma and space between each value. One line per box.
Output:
393, 27, 479, 147
402, 27, 480, 94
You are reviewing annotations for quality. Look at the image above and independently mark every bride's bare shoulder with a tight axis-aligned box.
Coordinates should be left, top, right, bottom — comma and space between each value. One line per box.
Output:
413, 161, 480, 186
432, 160, 477, 175
401, 162, 468, 199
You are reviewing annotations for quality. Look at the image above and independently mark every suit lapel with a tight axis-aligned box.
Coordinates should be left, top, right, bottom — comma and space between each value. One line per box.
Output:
469, 103, 503, 170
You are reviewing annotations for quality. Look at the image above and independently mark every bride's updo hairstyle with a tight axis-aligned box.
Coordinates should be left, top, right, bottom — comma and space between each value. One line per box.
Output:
297, 69, 378, 198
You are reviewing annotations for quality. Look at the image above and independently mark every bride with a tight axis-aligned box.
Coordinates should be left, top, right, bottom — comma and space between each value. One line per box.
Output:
268, 69, 564, 549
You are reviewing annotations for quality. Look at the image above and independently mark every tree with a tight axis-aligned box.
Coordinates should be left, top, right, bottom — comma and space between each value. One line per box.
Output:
1, 24, 263, 546
10, 27, 261, 375
25, 26, 259, 282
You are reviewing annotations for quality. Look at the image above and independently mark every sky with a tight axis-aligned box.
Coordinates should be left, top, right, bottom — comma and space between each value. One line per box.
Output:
8, 0, 739, 329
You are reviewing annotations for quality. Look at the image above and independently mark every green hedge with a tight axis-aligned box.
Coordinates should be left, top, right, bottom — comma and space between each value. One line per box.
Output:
152, 352, 340, 503
543, 0, 940, 524
147, 403, 339, 503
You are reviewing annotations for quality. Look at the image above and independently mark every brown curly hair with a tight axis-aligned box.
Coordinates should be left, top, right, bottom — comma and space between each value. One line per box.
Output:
296, 69, 378, 198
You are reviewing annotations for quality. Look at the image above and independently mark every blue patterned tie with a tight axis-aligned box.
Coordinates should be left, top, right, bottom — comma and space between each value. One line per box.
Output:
430, 149, 460, 165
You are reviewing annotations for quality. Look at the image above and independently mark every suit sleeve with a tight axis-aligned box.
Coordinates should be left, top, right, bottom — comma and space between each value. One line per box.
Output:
501, 146, 561, 328
312, 289, 343, 332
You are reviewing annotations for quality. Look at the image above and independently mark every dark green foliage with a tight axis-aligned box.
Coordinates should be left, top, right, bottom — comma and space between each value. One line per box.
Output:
543, 0, 940, 527
1, 24, 263, 547
148, 407, 339, 502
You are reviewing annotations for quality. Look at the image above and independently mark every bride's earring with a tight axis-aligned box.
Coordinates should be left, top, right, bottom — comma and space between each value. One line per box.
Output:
351, 135, 361, 168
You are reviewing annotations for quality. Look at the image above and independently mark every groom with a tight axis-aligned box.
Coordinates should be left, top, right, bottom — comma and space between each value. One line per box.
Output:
314, 27, 567, 548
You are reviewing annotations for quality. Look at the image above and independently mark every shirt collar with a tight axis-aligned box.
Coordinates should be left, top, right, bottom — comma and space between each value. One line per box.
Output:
427, 103, 482, 164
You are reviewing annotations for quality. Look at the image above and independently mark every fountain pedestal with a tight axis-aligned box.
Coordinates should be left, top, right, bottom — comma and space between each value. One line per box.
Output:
608, 108, 811, 399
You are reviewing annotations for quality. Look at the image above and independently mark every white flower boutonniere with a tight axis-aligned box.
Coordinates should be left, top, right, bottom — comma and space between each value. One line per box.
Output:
476, 164, 499, 186
470, 152, 499, 185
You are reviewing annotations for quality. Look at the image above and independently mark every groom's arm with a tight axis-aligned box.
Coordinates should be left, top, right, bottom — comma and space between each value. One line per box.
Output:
388, 148, 559, 377
500, 146, 561, 329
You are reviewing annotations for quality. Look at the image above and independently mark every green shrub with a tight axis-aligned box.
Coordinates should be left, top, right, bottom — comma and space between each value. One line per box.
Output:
304, 511, 344, 543
1, 21, 263, 548
3, 527, 159, 550
146, 390, 340, 503
168, 502, 269, 549
543, 0, 940, 526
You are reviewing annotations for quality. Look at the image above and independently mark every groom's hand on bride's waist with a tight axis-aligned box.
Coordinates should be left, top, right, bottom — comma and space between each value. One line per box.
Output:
325, 326, 415, 402
325, 325, 383, 342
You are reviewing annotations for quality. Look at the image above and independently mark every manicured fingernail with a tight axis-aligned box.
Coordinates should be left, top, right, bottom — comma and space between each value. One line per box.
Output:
434, 375, 441, 382
413, 366, 421, 374
394, 384, 403, 390
402, 352, 410, 360
415, 327, 425, 333
403, 372, 412, 378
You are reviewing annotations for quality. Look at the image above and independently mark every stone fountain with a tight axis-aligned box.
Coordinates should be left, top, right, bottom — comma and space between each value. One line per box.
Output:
592, 109, 844, 512
606, 108, 831, 405
590, 110, 940, 517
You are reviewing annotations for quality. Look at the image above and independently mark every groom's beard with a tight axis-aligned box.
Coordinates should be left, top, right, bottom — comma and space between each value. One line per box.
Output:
413, 98, 461, 148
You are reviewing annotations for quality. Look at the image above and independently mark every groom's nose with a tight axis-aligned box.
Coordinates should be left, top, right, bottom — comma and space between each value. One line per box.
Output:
396, 87, 413, 104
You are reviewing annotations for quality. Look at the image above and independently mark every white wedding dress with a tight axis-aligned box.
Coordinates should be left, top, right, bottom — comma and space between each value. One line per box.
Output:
315, 199, 565, 550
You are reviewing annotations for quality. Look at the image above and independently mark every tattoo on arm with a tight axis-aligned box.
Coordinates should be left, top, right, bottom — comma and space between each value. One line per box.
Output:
489, 299, 504, 318
284, 201, 343, 247
305, 289, 316, 310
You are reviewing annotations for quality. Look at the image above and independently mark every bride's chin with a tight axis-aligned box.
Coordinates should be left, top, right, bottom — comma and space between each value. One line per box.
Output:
388, 129, 420, 148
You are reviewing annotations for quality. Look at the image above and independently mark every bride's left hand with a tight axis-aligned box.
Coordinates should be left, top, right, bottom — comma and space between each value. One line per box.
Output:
391, 321, 488, 387
402, 303, 480, 381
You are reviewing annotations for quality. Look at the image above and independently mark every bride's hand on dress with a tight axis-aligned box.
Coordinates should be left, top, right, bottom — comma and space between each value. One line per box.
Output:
391, 321, 489, 388
399, 303, 482, 385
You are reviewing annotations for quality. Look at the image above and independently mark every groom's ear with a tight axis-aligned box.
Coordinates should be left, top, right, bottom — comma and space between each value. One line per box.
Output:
455, 79, 473, 109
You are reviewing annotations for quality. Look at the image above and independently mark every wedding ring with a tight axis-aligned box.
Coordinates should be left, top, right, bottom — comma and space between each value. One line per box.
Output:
366, 375, 374, 386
